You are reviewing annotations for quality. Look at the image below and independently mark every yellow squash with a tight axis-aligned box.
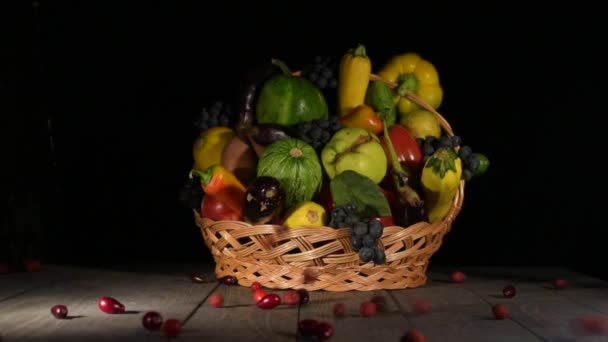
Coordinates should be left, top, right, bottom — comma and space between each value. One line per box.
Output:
376, 52, 443, 116
283, 201, 327, 228
192, 126, 235, 172
337, 44, 372, 117
421, 147, 462, 223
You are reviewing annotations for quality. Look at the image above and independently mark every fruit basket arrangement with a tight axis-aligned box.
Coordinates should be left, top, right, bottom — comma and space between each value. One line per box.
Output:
180, 44, 489, 292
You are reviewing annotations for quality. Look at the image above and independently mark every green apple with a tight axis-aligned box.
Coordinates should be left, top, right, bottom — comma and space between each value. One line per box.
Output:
321, 127, 387, 183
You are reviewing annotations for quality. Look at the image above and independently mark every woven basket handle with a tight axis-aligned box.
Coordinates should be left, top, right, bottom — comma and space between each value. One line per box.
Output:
369, 74, 454, 137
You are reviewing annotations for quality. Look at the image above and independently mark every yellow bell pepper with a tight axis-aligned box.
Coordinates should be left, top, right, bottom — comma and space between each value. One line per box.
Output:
376, 52, 443, 116
192, 126, 235, 171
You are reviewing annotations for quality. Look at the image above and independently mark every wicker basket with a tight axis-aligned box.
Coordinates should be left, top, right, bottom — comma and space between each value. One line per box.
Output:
193, 82, 465, 292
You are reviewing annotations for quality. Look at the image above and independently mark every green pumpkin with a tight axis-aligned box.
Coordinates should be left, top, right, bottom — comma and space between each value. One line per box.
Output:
256, 59, 329, 126
257, 138, 323, 210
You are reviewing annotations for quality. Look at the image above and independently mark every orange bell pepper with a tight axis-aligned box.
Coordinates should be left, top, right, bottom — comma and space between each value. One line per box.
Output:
194, 164, 246, 217
339, 104, 383, 135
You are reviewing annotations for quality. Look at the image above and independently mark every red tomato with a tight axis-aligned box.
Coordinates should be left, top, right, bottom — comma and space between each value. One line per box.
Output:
380, 125, 423, 173
201, 194, 241, 221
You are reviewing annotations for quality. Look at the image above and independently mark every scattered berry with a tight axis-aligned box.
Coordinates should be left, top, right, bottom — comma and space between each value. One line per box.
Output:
333, 303, 346, 317
553, 278, 568, 290
142, 311, 163, 330
257, 293, 281, 310
209, 293, 224, 308
298, 319, 320, 337
297, 288, 310, 305
250, 281, 262, 292
190, 273, 205, 283
163, 318, 182, 338
413, 299, 432, 315
50, 305, 68, 319
449, 271, 466, 283
253, 289, 267, 303
0, 261, 10, 274
97, 296, 125, 314
359, 301, 377, 317
492, 304, 510, 320
24, 259, 41, 272
371, 295, 387, 312
314, 321, 335, 340
283, 290, 301, 305
218, 275, 238, 285
571, 315, 608, 336
400, 329, 426, 342
502, 285, 516, 298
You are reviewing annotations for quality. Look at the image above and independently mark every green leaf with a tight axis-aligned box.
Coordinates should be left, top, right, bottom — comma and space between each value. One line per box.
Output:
329, 170, 391, 218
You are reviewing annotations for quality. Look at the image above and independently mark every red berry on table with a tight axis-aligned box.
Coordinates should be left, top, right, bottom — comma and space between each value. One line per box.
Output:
283, 290, 301, 305
210, 293, 224, 308
401, 329, 426, 342
142, 311, 163, 330
297, 288, 310, 305
371, 295, 387, 312
449, 271, 466, 283
553, 278, 568, 289
503, 285, 516, 298
218, 275, 238, 285
333, 303, 346, 317
256, 293, 281, 309
493, 304, 510, 319
359, 301, 377, 317
250, 281, 262, 292
50, 305, 68, 319
190, 273, 204, 283
163, 318, 182, 338
314, 321, 335, 340
97, 296, 125, 314
413, 299, 432, 314
298, 319, 320, 337
571, 315, 608, 336
0, 261, 10, 274
24, 259, 41, 272
253, 289, 267, 303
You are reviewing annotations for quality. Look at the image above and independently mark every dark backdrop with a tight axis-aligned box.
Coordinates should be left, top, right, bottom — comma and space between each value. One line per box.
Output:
3, 2, 606, 278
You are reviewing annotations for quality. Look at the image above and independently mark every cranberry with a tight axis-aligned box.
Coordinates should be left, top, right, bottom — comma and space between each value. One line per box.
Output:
0, 261, 10, 274
413, 299, 432, 314
251, 281, 262, 291
503, 285, 516, 298
190, 273, 205, 283
359, 301, 377, 317
163, 318, 182, 338
50, 305, 68, 319
553, 278, 568, 290
218, 275, 238, 285
298, 319, 320, 337
210, 293, 224, 308
256, 293, 281, 309
297, 288, 310, 305
314, 321, 335, 340
333, 303, 346, 317
371, 295, 387, 312
492, 304, 510, 319
142, 311, 163, 330
97, 296, 125, 314
572, 315, 608, 336
253, 289, 267, 303
283, 290, 301, 305
449, 271, 466, 283
24, 259, 41, 272
401, 329, 426, 342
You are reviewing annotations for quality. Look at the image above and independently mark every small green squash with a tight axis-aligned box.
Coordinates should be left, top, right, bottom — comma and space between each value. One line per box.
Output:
257, 138, 323, 209
255, 59, 329, 126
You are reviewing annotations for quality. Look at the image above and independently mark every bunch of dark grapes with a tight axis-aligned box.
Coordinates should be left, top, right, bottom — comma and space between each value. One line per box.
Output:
328, 203, 386, 265
193, 101, 234, 133
178, 173, 204, 211
416, 135, 481, 181
300, 56, 338, 91
291, 116, 344, 151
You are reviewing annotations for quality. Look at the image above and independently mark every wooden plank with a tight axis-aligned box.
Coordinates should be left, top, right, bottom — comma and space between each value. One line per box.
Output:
298, 289, 411, 341
0, 265, 218, 342
0, 265, 74, 301
182, 285, 299, 341
390, 277, 544, 342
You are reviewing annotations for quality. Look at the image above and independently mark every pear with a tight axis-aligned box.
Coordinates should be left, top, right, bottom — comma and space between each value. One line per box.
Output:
399, 109, 441, 139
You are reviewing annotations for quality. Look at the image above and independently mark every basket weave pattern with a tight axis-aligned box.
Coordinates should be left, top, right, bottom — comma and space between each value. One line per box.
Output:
193, 89, 465, 291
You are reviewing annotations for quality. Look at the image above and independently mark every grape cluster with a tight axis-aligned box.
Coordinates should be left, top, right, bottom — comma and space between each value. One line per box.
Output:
178, 174, 204, 211
300, 56, 338, 91
416, 135, 481, 181
329, 203, 386, 265
291, 116, 343, 151
193, 101, 234, 133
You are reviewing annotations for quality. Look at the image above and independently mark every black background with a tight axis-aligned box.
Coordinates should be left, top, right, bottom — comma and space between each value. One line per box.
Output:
3, 2, 606, 278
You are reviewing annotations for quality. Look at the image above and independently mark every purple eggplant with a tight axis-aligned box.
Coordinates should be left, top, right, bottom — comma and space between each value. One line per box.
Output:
247, 123, 294, 146
243, 176, 286, 225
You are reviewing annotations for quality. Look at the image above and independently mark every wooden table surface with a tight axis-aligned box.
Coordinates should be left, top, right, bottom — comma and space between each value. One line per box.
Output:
1, 263, 607, 342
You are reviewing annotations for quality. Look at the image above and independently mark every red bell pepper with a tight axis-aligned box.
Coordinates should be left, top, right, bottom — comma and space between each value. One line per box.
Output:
201, 194, 242, 221
379, 124, 423, 173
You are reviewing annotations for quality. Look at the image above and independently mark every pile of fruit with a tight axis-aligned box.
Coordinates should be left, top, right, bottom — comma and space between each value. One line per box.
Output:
179, 44, 489, 265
